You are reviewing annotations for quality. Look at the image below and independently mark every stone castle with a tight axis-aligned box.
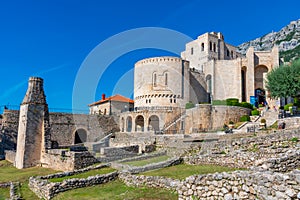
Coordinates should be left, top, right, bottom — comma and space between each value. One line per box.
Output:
0, 31, 279, 170
119, 32, 279, 134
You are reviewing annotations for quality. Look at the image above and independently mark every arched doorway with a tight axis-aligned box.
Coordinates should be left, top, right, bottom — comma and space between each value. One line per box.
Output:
148, 115, 159, 131
254, 65, 268, 106
135, 115, 144, 132
254, 65, 268, 90
255, 88, 266, 106
241, 66, 247, 102
126, 116, 132, 132
74, 129, 87, 144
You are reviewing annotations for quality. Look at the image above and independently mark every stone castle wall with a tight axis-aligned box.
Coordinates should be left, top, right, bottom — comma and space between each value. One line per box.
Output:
1, 109, 19, 150
184, 105, 251, 133
1, 110, 119, 149
49, 113, 119, 146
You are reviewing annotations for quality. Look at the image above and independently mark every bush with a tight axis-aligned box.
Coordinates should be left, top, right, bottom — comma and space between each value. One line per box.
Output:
229, 121, 234, 125
260, 118, 266, 123
294, 98, 300, 107
185, 102, 195, 109
212, 100, 227, 105
284, 103, 293, 111
240, 115, 250, 122
290, 137, 299, 142
240, 102, 254, 110
251, 109, 260, 116
226, 98, 240, 106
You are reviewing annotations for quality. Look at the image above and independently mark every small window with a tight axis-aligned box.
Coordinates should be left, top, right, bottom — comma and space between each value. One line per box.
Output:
149, 99, 151, 104
174, 99, 176, 103
146, 99, 148, 103
231, 51, 233, 58
170, 99, 172, 103
213, 43, 216, 52
191, 47, 193, 55
227, 50, 230, 57
201, 43, 204, 51
209, 42, 212, 51
153, 73, 157, 87
165, 73, 168, 86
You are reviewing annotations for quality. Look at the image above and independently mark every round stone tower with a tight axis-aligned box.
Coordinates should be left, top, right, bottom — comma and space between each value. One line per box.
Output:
134, 56, 190, 109
15, 77, 50, 169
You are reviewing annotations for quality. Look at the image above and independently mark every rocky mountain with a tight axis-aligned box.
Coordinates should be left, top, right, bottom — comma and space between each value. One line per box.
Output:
237, 19, 300, 62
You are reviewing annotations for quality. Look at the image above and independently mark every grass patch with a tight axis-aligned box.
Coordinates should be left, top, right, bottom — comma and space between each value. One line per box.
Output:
142, 164, 241, 180
123, 155, 170, 167
0, 188, 10, 200
234, 121, 245, 129
0, 160, 58, 199
49, 167, 115, 183
0, 160, 58, 183
269, 121, 278, 129
53, 180, 178, 200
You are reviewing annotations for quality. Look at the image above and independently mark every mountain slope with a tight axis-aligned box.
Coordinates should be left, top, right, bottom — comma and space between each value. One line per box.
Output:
237, 19, 300, 62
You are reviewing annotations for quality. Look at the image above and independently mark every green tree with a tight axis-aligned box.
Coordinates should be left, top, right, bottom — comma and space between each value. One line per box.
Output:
266, 59, 300, 98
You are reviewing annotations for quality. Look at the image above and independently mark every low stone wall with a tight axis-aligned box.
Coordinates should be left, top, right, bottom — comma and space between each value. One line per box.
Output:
184, 129, 300, 169
260, 149, 300, 172
10, 182, 21, 200
177, 169, 300, 199
5, 150, 16, 163
41, 149, 98, 171
29, 172, 118, 200
119, 172, 180, 191
29, 163, 116, 200
39, 163, 110, 180
278, 117, 300, 130
112, 157, 182, 174
0, 182, 20, 200
118, 151, 166, 163
100, 145, 139, 157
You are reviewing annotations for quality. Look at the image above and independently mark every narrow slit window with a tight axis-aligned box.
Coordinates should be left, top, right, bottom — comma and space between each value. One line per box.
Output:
165, 73, 168, 86
153, 73, 157, 87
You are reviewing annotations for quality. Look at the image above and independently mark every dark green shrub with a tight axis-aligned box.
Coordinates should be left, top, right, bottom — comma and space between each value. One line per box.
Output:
294, 98, 300, 107
185, 102, 195, 109
284, 103, 293, 111
251, 109, 260, 116
240, 115, 250, 122
240, 102, 254, 110
261, 118, 266, 123
226, 98, 239, 106
229, 121, 234, 125
212, 100, 227, 105
290, 137, 299, 142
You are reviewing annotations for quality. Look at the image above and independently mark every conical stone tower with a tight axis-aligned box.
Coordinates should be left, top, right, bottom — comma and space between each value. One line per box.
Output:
15, 77, 50, 169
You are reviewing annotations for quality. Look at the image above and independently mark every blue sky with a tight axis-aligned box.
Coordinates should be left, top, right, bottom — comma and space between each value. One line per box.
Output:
0, 0, 299, 113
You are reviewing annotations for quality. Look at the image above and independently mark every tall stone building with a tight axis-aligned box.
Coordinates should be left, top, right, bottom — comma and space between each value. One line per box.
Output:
181, 32, 279, 104
120, 32, 279, 133
15, 77, 51, 169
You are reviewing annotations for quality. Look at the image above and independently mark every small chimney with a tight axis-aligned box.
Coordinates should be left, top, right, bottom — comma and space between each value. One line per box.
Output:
102, 94, 106, 100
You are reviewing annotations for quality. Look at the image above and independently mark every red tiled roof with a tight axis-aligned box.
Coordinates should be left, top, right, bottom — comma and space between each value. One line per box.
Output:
88, 94, 134, 106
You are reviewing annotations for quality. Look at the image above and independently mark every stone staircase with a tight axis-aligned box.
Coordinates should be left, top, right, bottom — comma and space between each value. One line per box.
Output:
261, 109, 278, 127
237, 109, 279, 133
162, 111, 186, 133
